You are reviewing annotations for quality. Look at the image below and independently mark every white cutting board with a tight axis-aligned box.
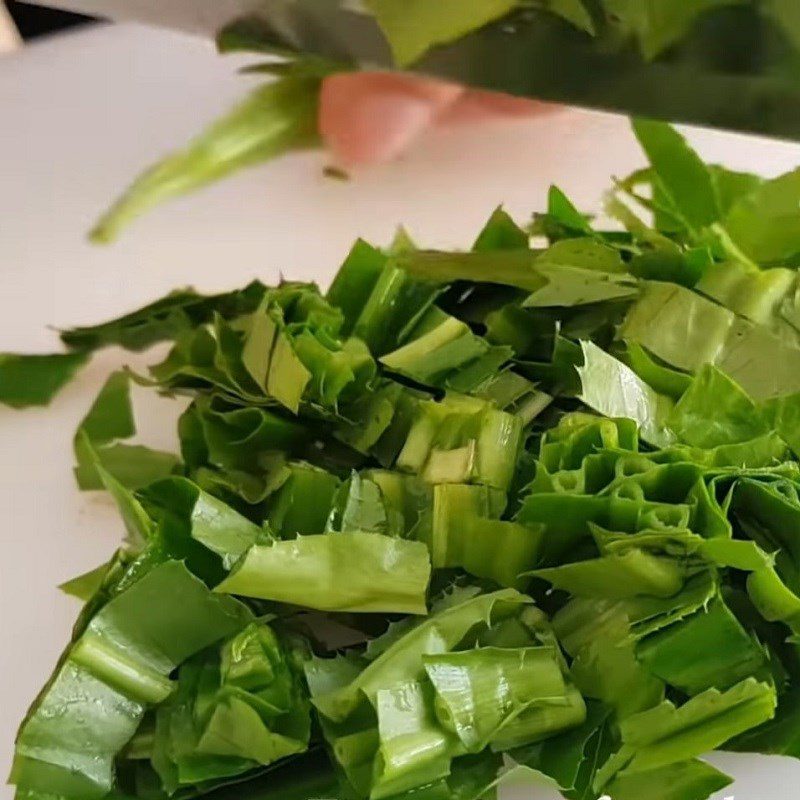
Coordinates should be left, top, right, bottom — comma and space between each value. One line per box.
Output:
1, 22, 800, 800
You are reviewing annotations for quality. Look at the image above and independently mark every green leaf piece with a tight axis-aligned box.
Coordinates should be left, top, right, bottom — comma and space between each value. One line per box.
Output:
73, 372, 180, 491
605, 1, 743, 60
473, 207, 529, 252
543, 185, 593, 236
621, 341, 692, 400
637, 599, 768, 695
533, 549, 685, 599
0, 351, 89, 408
605, 758, 732, 800
394, 249, 543, 291
138, 477, 263, 572
619, 281, 800, 399
577, 341, 676, 447
694, 260, 797, 335
327, 240, 389, 336
423, 483, 541, 588
365, 0, 519, 65
59, 559, 115, 602
151, 621, 310, 792
312, 589, 530, 723
372, 680, 458, 798
631, 118, 719, 232
667, 364, 769, 449
266, 462, 340, 538
512, 700, 612, 798
395, 393, 523, 490
724, 167, 800, 264
61, 282, 266, 353
594, 678, 776, 791
762, 392, 800, 457
423, 646, 575, 751
215, 532, 431, 614
381, 306, 512, 395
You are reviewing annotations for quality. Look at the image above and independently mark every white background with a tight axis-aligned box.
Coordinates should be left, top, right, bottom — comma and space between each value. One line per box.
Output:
2, 22, 800, 799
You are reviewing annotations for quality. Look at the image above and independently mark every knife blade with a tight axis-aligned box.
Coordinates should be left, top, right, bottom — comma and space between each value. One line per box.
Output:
24, 0, 800, 141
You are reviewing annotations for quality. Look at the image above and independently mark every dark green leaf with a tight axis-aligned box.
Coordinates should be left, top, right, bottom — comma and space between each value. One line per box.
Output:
512, 701, 612, 796
0, 351, 89, 408
604, 1, 743, 60
605, 758, 732, 800
594, 678, 775, 792
545, 185, 593, 235
327, 240, 388, 336
73, 372, 180, 491
61, 283, 266, 353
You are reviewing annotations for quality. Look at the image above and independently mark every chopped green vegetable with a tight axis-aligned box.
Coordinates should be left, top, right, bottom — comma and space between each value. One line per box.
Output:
618, 281, 800, 399
631, 118, 720, 234
215, 532, 432, 614
423, 646, 576, 751
595, 678, 776, 792
12, 561, 252, 799
12, 120, 800, 800
151, 621, 310, 792
311, 588, 530, 723
724, 168, 800, 264
59, 558, 119, 601
0, 351, 89, 408
637, 599, 768, 695
473, 206, 529, 252
577, 341, 675, 447
61, 282, 266, 352
73, 371, 180, 490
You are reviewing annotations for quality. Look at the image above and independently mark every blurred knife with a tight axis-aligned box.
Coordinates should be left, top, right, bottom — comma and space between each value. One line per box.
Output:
23, 0, 800, 141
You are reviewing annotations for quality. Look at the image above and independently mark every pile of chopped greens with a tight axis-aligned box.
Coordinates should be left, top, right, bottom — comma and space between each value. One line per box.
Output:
7, 119, 800, 800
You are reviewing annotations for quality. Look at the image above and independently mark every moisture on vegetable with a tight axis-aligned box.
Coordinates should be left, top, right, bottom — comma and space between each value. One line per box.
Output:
7, 119, 800, 800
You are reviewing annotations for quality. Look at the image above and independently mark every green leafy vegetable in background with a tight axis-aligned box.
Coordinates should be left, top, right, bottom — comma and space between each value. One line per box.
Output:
364, 0, 520, 66
12, 119, 800, 800
603, 0, 744, 61
365, 0, 595, 66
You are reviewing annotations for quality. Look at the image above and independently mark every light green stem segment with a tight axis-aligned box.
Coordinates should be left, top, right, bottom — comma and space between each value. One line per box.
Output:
71, 634, 174, 705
